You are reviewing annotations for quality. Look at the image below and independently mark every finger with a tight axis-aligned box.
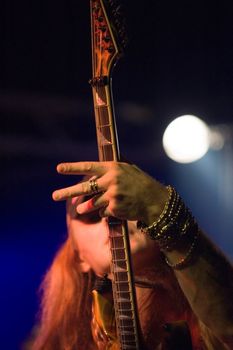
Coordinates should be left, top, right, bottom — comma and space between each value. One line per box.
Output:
76, 194, 109, 215
52, 176, 106, 201
52, 183, 87, 201
99, 206, 111, 218
56, 161, 109, 176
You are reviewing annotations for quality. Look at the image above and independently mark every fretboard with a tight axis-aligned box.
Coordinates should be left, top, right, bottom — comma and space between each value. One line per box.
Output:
92, 82, 119, 162
92, 81, 142, 349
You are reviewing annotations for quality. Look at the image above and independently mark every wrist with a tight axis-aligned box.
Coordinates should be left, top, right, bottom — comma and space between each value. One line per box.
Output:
141, 185, 170, 225
137, 186, 198, 253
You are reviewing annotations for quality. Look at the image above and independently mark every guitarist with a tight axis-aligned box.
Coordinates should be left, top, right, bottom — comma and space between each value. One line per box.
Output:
30, 161, 233, 350
29, 1, 233, 348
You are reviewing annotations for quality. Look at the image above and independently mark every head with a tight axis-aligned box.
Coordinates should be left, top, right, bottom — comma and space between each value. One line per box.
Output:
66, 195, 111, 276
31, 193, 192, 350
66, 194, 164, 279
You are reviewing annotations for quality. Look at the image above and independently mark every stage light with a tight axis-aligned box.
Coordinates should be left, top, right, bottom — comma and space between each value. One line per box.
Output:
163, 115, 210, 163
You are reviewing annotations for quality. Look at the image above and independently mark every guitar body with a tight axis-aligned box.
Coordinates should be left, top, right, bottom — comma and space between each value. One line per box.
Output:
91, 290, 193, 350
91, 290, 119, 350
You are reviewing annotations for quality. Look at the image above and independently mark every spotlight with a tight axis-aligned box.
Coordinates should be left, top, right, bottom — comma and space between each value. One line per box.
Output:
162, 115, 210, 163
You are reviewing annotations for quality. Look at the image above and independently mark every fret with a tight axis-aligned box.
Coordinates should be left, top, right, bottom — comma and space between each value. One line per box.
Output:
114, 281, 130, 287
112, 260, 127, 266
114, 280, 129, 288
119, 331, 135, 336
97, 131, 113, 146
120, 344, 137, 349
116, 311, 134, 318
116, 300, 132, 305
112, 267, 128, 274
119, 325, 135, 330
115, 290, 131, 296
114, 273, 129, 282
119, 335, 137, 342
114, 284, 129, 292
111, 246, 127, 251
114, 288, 130, 294
94, 104, 110, 109
116, 297, 131, 303
119, 331, 137, 341
110, 240, 126, 250
109, 229, 123, 235
113, 261, 127, 269
94, 107, 111, 125
99, 144, 114, 153
114, 280, 130, 285
117, 309, 133, 314
97, 123, 112, 128
116, 318, 134, 328
117, 314, 133, 321
112, 258, 127, 263
111, 249, 127, 260
111, 249, 126, 259
98, 145, 115, 162
97, 128, 112, 142
119, 340, 137, 347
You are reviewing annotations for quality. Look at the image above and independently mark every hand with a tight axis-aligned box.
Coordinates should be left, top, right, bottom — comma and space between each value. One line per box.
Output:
52, 161, 169, 224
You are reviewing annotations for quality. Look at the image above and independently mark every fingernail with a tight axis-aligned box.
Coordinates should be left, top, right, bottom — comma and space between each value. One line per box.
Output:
52, 192, 60, 200
76, 205, 82, 214
57, 164, 65, 172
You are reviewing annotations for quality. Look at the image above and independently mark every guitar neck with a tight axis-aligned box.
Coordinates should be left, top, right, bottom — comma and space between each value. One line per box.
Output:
91, 79, 142, 349
90, 1, 143, 347
91, 80, 120, 162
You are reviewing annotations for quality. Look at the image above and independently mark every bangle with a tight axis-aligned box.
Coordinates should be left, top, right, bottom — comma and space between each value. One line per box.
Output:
164, 230, 199, 270
137, 186, 198, 251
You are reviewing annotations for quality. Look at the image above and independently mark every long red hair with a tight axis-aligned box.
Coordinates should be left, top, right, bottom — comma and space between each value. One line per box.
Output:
31, 237, 96, 350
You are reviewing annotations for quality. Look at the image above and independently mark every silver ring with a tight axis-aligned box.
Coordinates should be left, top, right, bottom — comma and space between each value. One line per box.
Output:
89, 178, 99, 194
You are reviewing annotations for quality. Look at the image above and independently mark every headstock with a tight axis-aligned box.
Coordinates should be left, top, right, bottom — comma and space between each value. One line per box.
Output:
90, 0, 127, 80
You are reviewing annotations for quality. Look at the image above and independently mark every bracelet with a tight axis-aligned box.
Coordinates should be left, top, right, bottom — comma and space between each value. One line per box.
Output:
164, 230, 199, 270
137, 186, 198, 251
137, 185, 176, 236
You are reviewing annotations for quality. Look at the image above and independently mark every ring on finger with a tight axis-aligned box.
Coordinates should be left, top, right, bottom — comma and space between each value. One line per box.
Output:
89, 178, 99, 194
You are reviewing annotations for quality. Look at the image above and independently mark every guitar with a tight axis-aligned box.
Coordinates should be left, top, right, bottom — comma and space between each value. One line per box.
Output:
89, 0, 144, 349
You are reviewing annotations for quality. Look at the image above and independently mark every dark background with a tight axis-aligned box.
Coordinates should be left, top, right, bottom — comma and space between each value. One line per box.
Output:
1, 0, 233, 348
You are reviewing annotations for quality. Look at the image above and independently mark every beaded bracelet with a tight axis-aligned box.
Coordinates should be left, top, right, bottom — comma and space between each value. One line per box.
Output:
164, 229, 199, 270
137, 186, 198, 252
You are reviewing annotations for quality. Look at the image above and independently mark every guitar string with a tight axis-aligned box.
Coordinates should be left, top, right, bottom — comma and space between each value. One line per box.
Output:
99, 91, 134, 348
95, 16, 137, 349
98, 37, 127, 342
103, 28, 136, 350
94, 9, 126, 347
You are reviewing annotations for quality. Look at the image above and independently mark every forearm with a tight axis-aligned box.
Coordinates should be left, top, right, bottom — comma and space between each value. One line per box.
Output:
164, 230, 233, 344
142, 185, 233, 344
